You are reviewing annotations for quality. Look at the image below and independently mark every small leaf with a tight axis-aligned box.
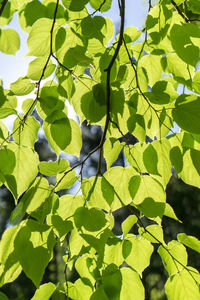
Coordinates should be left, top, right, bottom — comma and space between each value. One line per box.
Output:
31, 283, 56, 300
39, 158, 69, 176
0, 28, 20, 54
104, 138, 124, 169
122, 215, 137, 238
178, 233, 200, 253
10, 77, 34, 95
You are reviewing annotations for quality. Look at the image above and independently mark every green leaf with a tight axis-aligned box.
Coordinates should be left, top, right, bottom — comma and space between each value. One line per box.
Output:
89, 0, 112, 12
74, 207, 107, 232
27, 57, 56, 80
0, 88, 17, 119
102, 264, 122, 300
123, 235, 154, 276
14, 220, 56, 287
0, 226, 22, 287
62, 0, 89, 11
170, 23, 200, 67
31, 283, 56, 300
120, 267, 145, 300
10, 77, 35, 95
68, 278, 93, 300
122, 215, 137, 238
130, 176, 166, 218
161, 53, 195, 85
164, 203, 182, 223
165, 269, 200, 300
104, 238, 124, 266
104, 167, 138, 206
192, 70, 200, 94
27, 18, 58, 56
0, 292, 9, 300
55, 168, 78, 191
158, 240, 188, 276
10, 177, 51, 225
39, 158, 69, 176
103, 138, 124, 169
1, 143, 39, 200
13, 116, 40, 148
178, 233, 200, 253
139, 224, 164, 244
0, 28, 20, 55
18, 0, 46, 33
138, 54, 162, 86
63, 45, 93, 68
173, 94, 200, 134
44, 113, 82, 157
82, 176, 122, 212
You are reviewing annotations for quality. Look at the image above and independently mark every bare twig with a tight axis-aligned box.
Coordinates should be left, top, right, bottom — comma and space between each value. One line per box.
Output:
96, 0, 125, 175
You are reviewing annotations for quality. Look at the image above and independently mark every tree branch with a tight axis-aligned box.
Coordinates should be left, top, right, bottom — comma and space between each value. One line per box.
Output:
96, 0, 125, 175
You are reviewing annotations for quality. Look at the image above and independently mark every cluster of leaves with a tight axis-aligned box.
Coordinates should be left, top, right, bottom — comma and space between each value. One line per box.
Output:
1, 0, 200, 299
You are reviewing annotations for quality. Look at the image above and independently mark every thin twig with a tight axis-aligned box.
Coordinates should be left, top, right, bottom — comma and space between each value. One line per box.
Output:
96, 0, 125, 175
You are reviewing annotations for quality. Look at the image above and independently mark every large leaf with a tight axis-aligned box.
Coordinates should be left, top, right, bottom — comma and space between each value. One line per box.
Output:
165, 269, 200, 300
173, 94, 200, 134
0, 143, 39, 200
14, 220, 56, 287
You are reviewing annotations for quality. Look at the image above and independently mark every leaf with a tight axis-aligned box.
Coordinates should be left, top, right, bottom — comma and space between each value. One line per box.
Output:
74, 207, 107, 232
130, 176, 166, 218
27, 18, 58, 56
120, 267, 145, 300
13, 116, 40, 148
0, 28, 20, 54
178, 233, 200, 253
173, 94, 200, 134
138, 54, 162, 86
102, 264, 122, 300
164, 203, 182, 222
68, 278, 93, 300
1, 143, 39, 200
10, 77, 35, 95
0, 292, 9, 300
139, 224, 165, 244
165, 269, 200, 300
82, 176, 122, 212
62, 0, 89, 11
55, 168, 78, 191
104, 166, 138, 206
123, 235, 154, 276
158, 240, 188, 276
89, 0, 112, 12
31, 283, 56, 300
27, 57, 56, 80
14, 220, 56, 287
44, 113, 82, 157
122, 215, 137, 238
39, 158, 69, 176
170, 23, 200, 67
10, 177, 51, 225
0, 226, 22, 287
103, 138, 124, 169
